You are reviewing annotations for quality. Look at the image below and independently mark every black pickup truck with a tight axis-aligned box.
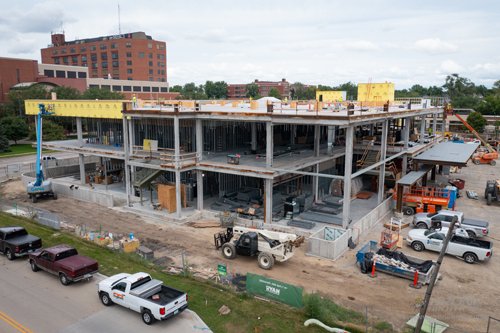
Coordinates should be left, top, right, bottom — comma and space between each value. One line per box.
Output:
0, 227, 42, 260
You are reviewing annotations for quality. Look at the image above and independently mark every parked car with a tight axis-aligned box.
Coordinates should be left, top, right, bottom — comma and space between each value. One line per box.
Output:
0, 226, 42, 260
29, 244, 98, 285
42, 156, 57, 160
406, 227, 493, 264
98, 272, 188, 325
412, 210, 489, 238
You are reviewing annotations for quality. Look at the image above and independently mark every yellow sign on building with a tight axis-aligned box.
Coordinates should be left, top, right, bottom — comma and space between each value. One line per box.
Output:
316, 91, 346, 102
357, 82, 395, 103
25, 100, 124, 119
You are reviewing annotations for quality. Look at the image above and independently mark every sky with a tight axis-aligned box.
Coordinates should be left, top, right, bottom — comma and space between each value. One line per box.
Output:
1, 0, 500, 89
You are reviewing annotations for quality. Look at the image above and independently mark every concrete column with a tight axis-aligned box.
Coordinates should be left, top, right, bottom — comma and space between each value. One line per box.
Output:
264, 178, 273, 224
128, 118, 135, 185
432, 113, 437, 136
196, 119, 203, 161
313, 125, 320, 201
378, 120, 388, 204
175, 170, 182, 218
402, 118, 410, 175
78, 154, 85, 185
174, 116, 181, 218
196, 171, 203, 211
76, 117, 83, 146
420, 116, 426, 143
327, 126, 334, 147
174, 116, 180, 164
251, 122, 257, 154
266, 122, 273, 167
122, 117, 131, 207
342, 126, 354, 229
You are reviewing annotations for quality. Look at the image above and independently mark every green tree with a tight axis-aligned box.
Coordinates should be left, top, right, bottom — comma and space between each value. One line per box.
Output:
0, 126, 10, 152
476, 95, 500, 115
336, 82, 357, 100
81, 88, 124, 100
170, 85, 183, 93
180, 83, 207, 99
245, 83, 259, 99
0, 116, 29, 144
7, 85, 50, 116
205, 81, 228, 99
51, 86, 81, 99
466, 112, 487, 133
30, 119, 65, 141
268, 87, 281, 99
290, 82, 317, 100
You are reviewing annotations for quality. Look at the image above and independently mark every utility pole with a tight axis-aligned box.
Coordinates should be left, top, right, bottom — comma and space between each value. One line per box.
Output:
415, 216, 458, 332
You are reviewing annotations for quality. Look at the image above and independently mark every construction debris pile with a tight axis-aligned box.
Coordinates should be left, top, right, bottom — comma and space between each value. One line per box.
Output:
360, 248, 433, 274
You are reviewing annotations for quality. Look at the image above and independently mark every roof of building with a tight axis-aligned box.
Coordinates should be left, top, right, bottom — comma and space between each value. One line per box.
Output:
412, 141, 480, 166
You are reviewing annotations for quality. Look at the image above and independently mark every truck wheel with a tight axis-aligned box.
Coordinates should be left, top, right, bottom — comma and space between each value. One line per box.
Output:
466, 230, 476, 239
416, 222, 428, 229
32, 195, 37, 203
59, 273, 70, 286
52, 192, 58, 200
403, 207, 414, 215
487, 193, 492, 206
490, 160, 496, 166
463, 252, 478, 264
411, 241, 425, 252
30, 260, 39, 272
100, 292, 113, 306
142, 309, 155, 325
221, 243, 237, 259
258, 252, 275, 270
5, 249, 14, 260
473, 159, 480, 165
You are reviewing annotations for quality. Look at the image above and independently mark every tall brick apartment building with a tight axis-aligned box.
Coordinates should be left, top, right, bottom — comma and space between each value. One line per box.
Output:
41, 32, 167, 82
227, 79, 290, 99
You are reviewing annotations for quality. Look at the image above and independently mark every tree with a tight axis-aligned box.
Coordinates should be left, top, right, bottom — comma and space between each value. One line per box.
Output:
205, 81, 228, 99
466, 112, 487, 133
81, 88, 124, 100
336, 82, 358, 100
7, 85, 50, 116
0, 116, 29, 144
180, 83, 207, 99
170, 85, 183, 93
476, 95, 500, 116
0, 126, 10, 152
290, 82, 316, 100
30, 119, 65, 141
268, 87, 281, 99
245, 83, 259, 99
51, 86, 81, 100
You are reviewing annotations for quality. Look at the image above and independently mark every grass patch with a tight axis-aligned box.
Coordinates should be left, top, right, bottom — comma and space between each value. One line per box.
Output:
0, 212, 327, 333
0, 144, 54, 158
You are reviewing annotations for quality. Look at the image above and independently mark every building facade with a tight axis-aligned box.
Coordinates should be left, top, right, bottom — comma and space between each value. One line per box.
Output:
0, 57, 39, 103
316, 91, 347, 102
357, 82, 395, 105
41, 32, 167, 82
227, 79, 290, 99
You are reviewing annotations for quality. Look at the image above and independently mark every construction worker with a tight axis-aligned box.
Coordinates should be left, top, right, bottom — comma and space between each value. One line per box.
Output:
132, 94, 137, 109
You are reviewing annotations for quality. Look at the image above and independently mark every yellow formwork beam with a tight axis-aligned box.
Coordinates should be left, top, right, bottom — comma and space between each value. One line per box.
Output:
25, 100, 124, 119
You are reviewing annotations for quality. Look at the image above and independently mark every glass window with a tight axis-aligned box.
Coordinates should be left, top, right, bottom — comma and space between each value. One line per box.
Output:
152, 87, 159, 92
126, 60, 132, 66
60, 48, 66, 54
147, 43, 152, 49
54, 58, 60, 64
102, 61, 108, 68
112, 61, 119, 67
100, 44, 107, 50
72, 56, 78, 63
111, 52, 118, 59
111, 43, 117, 49
70, 47, 76, 53
127, 77, 133, 80
90, 53, 97, 61
143, 86, 151, 92
89, 84, 99, 89
125, 42, 131, 48
127, 68, 133, 74
78, 72, 87, 78
126, 52, 132, 58
81, 55, 87, 62
148, 61, 153, 66
138, 52, 145, 58
90, 45, 96, 51
62, 57, 69, 64
67, 71, 76, 78
113, 282, 126, 292
123, 86, 131, 92
44, 70, 54, 77
160, 87, 168, 92
92, 63, 98, 69
101, 53, 108, 60
148, 53, 153, 59
133, 86, 141, 92
80, 46, 86, 52
52, 50, 58, 55
101, 85, 110, 90
56, 70, 65, 78
112, 85, 121, 91
148, 69, 153, 75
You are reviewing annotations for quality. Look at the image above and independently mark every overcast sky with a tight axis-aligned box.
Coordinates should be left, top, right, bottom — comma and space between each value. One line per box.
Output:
2, 0, 499, 88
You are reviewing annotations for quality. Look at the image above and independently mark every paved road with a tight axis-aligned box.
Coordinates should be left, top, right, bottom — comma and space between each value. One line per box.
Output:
0, 256, 212, 333
0, 152, 77, 167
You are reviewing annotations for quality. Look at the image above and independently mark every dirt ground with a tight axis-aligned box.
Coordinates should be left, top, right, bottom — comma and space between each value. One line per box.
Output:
2, 163, 499, 332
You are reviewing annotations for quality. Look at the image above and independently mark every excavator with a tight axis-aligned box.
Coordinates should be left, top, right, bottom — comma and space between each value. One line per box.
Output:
446, 105, 498, 165
26, 104, 57, 202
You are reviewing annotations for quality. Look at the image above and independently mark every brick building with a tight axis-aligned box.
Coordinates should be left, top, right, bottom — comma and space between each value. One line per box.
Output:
227, 79, 290, 99
0, 57, 39, 103
41, 32, 167, 82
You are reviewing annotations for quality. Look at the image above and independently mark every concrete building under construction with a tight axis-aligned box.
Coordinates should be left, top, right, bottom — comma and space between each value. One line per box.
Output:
24, 98, 443, 259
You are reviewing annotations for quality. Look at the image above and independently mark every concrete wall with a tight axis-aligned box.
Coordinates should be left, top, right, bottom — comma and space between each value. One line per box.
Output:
306, 226, 350, 261
350, 197, 392, 241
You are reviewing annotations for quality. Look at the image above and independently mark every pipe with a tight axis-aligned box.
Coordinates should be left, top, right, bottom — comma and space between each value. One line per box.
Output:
304, 319, 350, 333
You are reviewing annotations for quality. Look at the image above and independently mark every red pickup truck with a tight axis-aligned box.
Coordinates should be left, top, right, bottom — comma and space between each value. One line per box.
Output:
29, 244, 99, 286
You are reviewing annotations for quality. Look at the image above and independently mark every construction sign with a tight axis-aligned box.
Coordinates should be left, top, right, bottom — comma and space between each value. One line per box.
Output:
143, 139, 158, 152
246, 273, 303, 308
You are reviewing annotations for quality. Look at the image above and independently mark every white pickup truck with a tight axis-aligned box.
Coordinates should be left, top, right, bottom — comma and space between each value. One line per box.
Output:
406, 228, 493, 264
412, 210, 489, 238
97, 272, 188, 325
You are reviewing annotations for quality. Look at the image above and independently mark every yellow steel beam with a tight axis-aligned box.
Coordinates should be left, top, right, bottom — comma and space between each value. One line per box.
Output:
25, 100, 124, 119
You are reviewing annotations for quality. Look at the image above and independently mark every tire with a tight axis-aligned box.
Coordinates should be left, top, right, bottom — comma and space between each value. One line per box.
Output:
403, 207, 414, 215
466, 230, 476, 239
142, 309, 155, 325
490, 160, 496, 166
32, 195, 37, 203
411, 241, 425, 252
487, 193, 492, 206
59, 273, 70, 286
30, 260, 39, 272
473, 159, 480, 165
52, 193, 58, 200
5, 249, 14, 261
221, 243, 237, 259
100, 292, 113, 306
257, 252, 275, 270
416, 222, 428, 229
463, 252, 478, 264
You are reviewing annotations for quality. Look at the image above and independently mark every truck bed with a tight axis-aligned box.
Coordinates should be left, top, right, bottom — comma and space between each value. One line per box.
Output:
463, 218, 489, 228
452, 236, 492, 249
147, 285, 185, 306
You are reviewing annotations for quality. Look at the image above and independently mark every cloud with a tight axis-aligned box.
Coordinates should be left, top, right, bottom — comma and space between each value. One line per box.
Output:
439, 60, 463, 73
414, 38, 458, 54
471, 62, 500, 79
344, 40, 379, 52
185, 29, 252, 44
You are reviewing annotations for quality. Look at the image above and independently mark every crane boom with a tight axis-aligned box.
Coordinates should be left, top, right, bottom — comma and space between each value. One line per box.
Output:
454, 113, 495, 153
